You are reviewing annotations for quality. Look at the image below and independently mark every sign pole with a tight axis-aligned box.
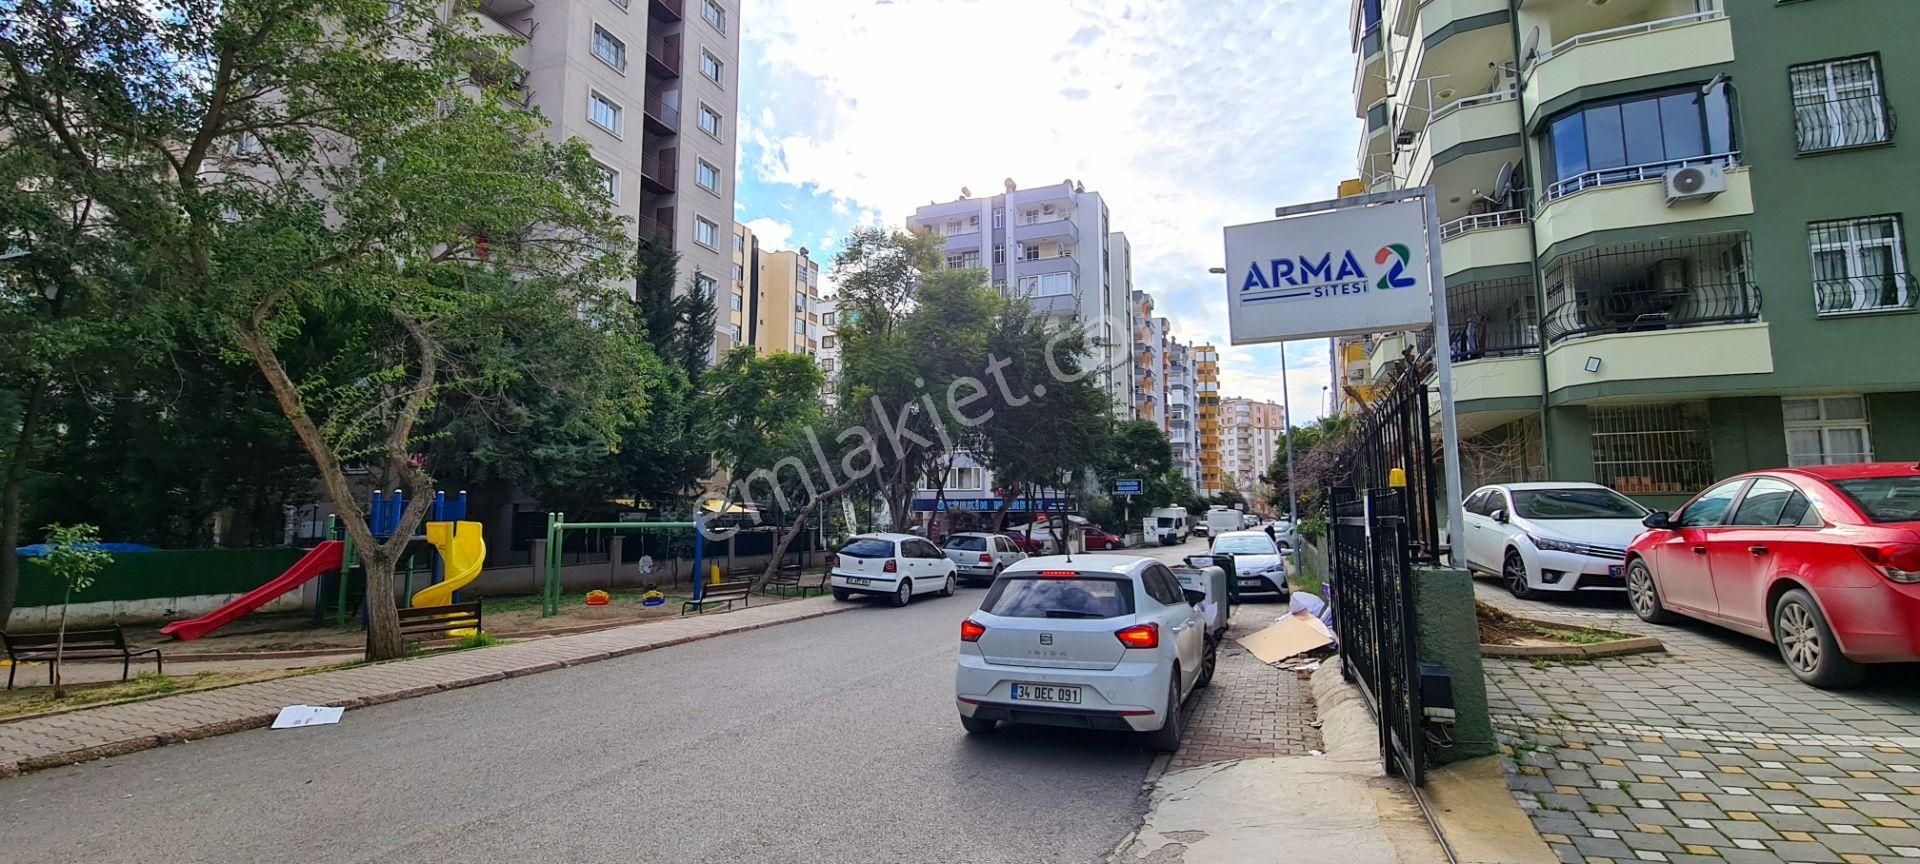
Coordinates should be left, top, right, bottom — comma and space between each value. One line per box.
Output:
1421, 187, 1466, 561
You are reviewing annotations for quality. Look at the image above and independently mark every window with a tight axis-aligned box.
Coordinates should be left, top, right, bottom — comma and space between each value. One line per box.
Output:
1809, 216, 1911, 314
1830, 476, 1920, 524
1675, 480, 1745, 528
1590, 403, 1715, 495
701, 0, 726, 33
594, 163, 619, 202
946, 535, 987, 551
694, 272, 717, 296
794, 318, 805, 335
728, 293, 742, 311
822, 334, 836, 349
694, 216, 719, 249
731, 263, 743, 281
1783, 396, 1874, 466
696, 159, 719, 192
732, 231, 744, 251
982, 576, 1134, 619
591, 25, 626, 72
1791, 56, 1890, 153
698, 104, 723, 139
588, 91, 622, 135
1022, 244, 1040, 261
230, 132, 263, 155
946, 466, 983, 490
699, 50, 723, 85
992, 210, 1004, 228
1512, 488, 1647, 520
728, 323, 741, 341
1018, 273, 1073, 297
946, 252, 979, 270
1729, 478, 1820, 528
1543, 85, 1735, 198
992, 244, 1004, 265
1144, 565, 1187, 607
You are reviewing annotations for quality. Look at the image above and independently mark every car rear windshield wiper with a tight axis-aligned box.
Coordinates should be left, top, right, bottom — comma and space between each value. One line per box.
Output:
1043, 609, 1102, 619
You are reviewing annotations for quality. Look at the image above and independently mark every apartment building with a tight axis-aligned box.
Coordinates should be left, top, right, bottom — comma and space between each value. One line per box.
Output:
1352, 0, 1920, 507
1131, 291, 1171, 428
727, 221, 755, 349
816, 297, 841, 410
1195, 344, 1222, 496
1219, 398, 1287, 498
1166, 340, 1202, 486
906, 180, 1135, 417
748, 247, 823, 356
474, 0, 740, 351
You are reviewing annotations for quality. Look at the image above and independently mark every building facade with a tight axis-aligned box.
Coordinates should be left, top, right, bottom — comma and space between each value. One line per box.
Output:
749, 247, 823, 356
728, 221, 755, 349
906, 180, 1134, 417
1219, 397, 1287, 503
1351, 0, 1920, 507
816, 297, 841, 410
1131, 291, 1171, 428
1195, 344, 1223, 496
1166, 340, 1202, 486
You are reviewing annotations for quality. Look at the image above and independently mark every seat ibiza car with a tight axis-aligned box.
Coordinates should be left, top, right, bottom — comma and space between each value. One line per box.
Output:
1459, 482, 1650, 599
1626, 463, 1920, 688
942, 532, 1026, 586
829, 533, 958, 607
953, 555, 1211, 752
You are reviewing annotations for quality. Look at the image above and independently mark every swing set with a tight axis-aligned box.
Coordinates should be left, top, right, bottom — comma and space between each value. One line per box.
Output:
539, 512, 705, 617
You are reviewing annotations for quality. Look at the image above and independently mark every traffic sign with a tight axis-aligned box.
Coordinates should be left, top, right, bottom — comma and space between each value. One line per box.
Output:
1113, 479, 1144, 496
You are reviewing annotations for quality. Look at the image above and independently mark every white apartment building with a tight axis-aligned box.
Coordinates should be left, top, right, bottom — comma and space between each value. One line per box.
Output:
1131, 290, 1170, 428
475, 0, 740, 351
1165, 340, 1201, 486
815, 297, 841, 411
906, 179, 1134, 417
1219, 397, 1287, 495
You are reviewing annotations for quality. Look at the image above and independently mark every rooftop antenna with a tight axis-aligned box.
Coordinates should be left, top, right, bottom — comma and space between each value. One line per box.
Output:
1003, 177, 1017, 193
959, 185, 971, 199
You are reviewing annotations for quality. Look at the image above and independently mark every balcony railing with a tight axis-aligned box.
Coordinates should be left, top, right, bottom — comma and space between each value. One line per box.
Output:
1544, 280, 1761, 344
638, 216, 674, 245
1533, 10, 1725, 67
641, 90, 679, 133
645, 33, 681, 78
1544, 153, 1738, 203
1449, 276, 1540, 360
648, 0, 682, 21
1440, 209, 1528, 241
1815, 274, 1915, 316
1429, 88, 1516, 125
640, 150, 675, 193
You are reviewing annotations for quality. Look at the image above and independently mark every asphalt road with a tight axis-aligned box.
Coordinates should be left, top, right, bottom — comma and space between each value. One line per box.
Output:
0, 562, 1199, 864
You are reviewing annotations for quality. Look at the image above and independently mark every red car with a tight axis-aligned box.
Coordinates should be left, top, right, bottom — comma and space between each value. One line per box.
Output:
1626, 463, 1920, 688
1081, 526, 1125, 551
998, 531, 1045, 555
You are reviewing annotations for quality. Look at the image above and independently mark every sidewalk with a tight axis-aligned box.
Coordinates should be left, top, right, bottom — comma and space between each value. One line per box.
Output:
0, 596, 852, 778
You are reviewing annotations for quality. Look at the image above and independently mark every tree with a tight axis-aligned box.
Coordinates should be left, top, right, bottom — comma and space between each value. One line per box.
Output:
978, 299, 1111, 538
28, 523, 111, 697
1263, 415, 1354, 515
3, 0, 631, 658
828, 226, 942, 335
617, 240, 717, 510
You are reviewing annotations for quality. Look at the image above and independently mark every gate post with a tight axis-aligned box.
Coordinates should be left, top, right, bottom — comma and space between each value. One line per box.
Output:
1415, 566, 1496, 764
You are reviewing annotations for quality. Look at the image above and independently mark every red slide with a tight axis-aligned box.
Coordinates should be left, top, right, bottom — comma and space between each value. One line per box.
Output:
160, 541, 345, 641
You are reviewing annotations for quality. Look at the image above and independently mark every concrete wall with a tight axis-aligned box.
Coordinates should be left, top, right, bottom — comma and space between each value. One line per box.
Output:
8, 580, 317, 631
1415, 566, 1496, 764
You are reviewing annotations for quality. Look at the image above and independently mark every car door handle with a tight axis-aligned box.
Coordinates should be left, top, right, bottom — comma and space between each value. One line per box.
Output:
1692, 545, 1708, 555
1749, 545, 1770, 556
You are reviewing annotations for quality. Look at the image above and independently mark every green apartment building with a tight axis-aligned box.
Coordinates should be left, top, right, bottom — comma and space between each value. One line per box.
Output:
1349, 0, 1920, 508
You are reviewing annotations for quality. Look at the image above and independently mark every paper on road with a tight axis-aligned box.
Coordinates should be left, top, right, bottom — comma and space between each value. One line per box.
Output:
1237, 612, 1335, 664
271, 705, 344, 729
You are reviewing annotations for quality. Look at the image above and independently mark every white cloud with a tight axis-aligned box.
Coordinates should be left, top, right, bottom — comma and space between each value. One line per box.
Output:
741, 0, 1359, 420
744, 217, 796, 252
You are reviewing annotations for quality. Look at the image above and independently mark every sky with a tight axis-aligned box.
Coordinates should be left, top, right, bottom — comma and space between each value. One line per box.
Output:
733, 0, 1360, 423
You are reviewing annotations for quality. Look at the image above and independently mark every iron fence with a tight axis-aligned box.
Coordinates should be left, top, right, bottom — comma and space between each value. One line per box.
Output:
1330, 486, 1424, 785
1329, 360, 1442, 563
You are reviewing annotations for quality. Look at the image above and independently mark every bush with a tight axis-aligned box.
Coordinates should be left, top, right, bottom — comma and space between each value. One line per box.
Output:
1297, 517, 1328, 542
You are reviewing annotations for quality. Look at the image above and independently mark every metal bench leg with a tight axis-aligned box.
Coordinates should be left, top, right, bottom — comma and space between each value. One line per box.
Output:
124, 654, 132, 682
155, 652, 163, 678
7, 662, 14, 690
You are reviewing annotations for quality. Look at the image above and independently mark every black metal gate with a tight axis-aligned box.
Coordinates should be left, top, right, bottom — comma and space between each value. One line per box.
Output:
1330, 486, 1424, 785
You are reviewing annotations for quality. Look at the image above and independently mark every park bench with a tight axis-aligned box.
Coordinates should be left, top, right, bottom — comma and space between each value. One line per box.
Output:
1, 624, 163, 689
766, 560, 829, 597
395, 602, 485, 643
681, 579, 752, 615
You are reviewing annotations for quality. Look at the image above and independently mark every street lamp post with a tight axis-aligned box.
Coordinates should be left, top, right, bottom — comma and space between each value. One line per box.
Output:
1211, 266, 1299, 574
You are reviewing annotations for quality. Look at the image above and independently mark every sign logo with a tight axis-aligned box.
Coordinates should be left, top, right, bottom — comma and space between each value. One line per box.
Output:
1039, 633, 1053, 646
1374, 244, 1417, 291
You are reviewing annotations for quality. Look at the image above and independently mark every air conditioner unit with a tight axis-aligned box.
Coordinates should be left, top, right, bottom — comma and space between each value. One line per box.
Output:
1664, 164, 1726, 205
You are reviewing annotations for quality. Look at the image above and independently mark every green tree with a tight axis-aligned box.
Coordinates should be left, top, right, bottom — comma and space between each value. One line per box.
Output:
2, 0, 632, 658
978, 299, 1111, 539
1263, 415, 1354, 515
618, 241, 717, 510
28, 523, 111, 696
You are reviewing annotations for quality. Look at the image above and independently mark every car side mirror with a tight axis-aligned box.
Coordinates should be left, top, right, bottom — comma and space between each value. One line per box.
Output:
1642, 511, 1671, 530
1183, 589, 1207, 606
1491, 508, 1509, 524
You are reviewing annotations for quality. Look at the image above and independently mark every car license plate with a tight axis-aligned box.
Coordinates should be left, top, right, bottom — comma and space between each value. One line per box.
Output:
847, 577, 871, 586
1240, 578, 1263, 587
1010, 683, 1082, 705
1607, 566, 1622, 578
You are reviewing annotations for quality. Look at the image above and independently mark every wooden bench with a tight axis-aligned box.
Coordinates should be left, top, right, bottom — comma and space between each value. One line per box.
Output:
395, 602, 484, 643
766, 562, 829, 597
1, 625, 162, 689
682, 580, 752, 615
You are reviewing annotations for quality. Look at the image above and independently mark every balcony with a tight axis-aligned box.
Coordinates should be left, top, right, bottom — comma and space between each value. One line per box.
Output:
1440, 210, 1531, 277
1012, 217, 1078, 245
648, 0, 682, 21
1018, 253, 1079, 281
941, 230, 982, 252
1405, 89, 1521, 206
1522, 10, 1733, 123
1022, 291, 1079, 319
1535, 155, 1752, 254
646, 32, 681, 79
479, 0, 534, 19
641, 90, 679, 134
1353, 24, 1387, 114
640, 150, 676, 193
638, 215, 674, 246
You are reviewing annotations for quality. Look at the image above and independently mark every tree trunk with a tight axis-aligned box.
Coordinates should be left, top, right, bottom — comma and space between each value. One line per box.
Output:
754, 473, 864, 591
0, 381, 47, 628
52, 582, 69, 698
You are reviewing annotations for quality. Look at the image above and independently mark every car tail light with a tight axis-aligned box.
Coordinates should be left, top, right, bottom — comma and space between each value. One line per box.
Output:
979, 553, 994, 564
884, 559, 898, 573
1114, 623, 1159, 649
829, 554, 839, 569
960, 619, 986, 642
1857, 543, 1920, 583
1038, 569, 1078, 579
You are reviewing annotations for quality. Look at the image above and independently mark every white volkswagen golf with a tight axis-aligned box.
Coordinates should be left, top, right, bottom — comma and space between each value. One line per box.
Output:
953, 555, 1212, 752
829, 533, 958, 607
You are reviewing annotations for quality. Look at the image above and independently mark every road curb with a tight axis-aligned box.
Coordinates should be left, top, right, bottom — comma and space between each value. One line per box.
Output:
0, 602, 860, 779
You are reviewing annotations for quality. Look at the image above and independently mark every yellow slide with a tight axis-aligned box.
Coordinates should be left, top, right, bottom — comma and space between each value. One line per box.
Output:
413, 520, 487, 608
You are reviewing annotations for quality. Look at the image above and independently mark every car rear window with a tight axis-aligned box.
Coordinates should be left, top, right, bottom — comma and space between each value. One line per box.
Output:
839, 539, 895, 559
981, 576, 1135, 619
1831, 477, 1920, 524
945, 536, 986, 551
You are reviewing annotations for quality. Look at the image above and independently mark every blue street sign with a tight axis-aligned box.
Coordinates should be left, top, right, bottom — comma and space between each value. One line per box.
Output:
1113, 479, 1144, 496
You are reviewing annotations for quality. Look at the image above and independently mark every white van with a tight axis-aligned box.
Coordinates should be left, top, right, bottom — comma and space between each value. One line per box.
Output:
1147, 507, 1190, 546
1204, 506, 1244, 540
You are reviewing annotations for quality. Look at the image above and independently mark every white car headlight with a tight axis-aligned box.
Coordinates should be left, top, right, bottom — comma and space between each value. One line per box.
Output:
1526, 533, 1583, 555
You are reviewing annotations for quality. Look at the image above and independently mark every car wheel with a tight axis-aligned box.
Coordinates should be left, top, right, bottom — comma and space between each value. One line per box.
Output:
960, 714, 996, 735
1772, 588, 1867, 689
939, 575, 956, 597
888, 579, 913, 607
1145, 674, 1184, 753
1503, 550, 1536, 600
1195, 639, 1218, 689
1625, 559, 1676, 624
831, 587, 853, 602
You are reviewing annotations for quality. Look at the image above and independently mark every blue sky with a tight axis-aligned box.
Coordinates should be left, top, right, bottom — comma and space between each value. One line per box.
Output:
732, 0, 1361, 421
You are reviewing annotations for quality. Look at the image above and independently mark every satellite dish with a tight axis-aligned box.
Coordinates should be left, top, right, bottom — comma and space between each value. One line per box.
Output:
1493, 162, 1516, 203
1520, 26, 1541, 69
960, 186, 971, 198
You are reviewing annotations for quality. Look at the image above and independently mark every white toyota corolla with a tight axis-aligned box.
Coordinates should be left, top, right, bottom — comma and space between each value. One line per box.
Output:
953, 555, 1212, 752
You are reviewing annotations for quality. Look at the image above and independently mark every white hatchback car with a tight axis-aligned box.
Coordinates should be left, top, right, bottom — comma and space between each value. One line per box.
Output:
954, 555, 1212, 752
830, 533, 958, 607
1458, 483, 1651, 599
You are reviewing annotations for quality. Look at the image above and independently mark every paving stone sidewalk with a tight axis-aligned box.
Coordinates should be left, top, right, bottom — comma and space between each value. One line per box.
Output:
1172, 607, 1322, 769
1478, 582, 1920, 864
0, 596, 852, 778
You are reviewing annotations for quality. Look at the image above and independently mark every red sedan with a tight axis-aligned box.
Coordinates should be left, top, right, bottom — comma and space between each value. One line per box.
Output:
1626, 463, 1920, 688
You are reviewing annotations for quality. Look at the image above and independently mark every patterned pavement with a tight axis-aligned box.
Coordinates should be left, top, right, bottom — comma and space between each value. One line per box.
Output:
1172, 603, 1323, 770
1478, 581, 1920, 864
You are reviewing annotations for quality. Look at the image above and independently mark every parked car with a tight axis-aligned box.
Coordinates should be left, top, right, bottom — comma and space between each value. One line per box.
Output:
1081, 525, 1126, 551
1241, 514, 1260, 530
943, 532, 1026, 586
829, 533, 959, 607
954, 555, 1213, 752
1626, 464, 1920, 688
1265, 519, 1300, 552
1210, 530, 1289, 597
1459, 482, 1650, 599
1147, 507, 1190, 545
1006, 517, 1085, 556
1000, 531, 1046, 555
1204, 506, 1244, 539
